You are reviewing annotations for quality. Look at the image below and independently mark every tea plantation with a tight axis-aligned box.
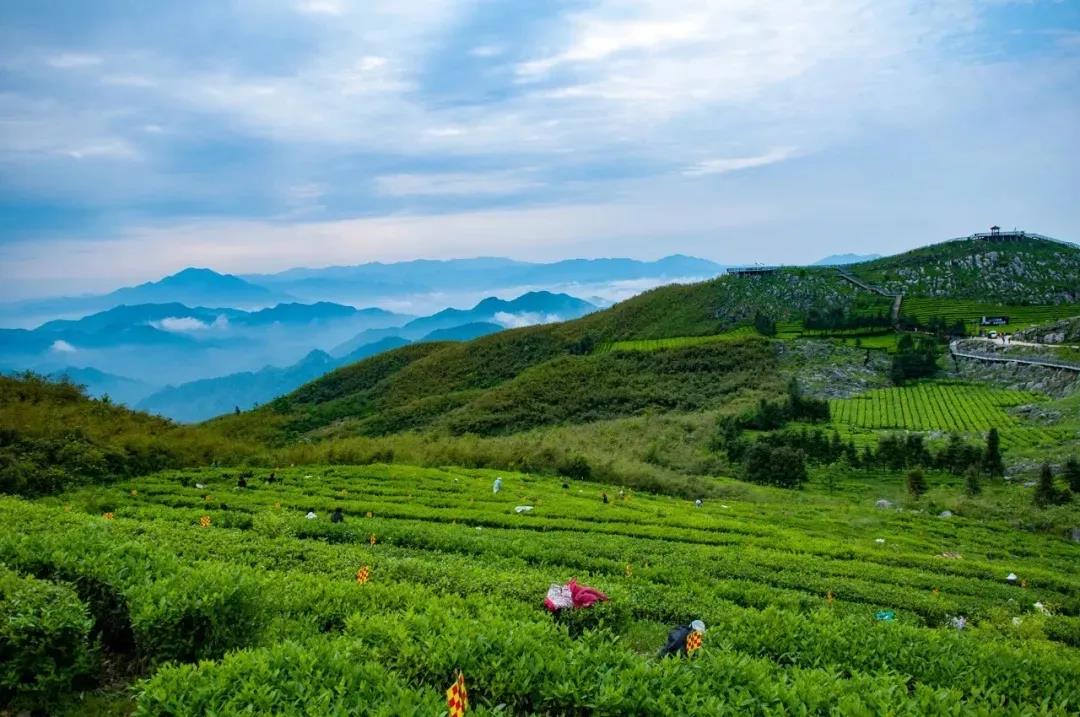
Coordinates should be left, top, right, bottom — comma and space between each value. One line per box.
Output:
4, 464, 1079, 715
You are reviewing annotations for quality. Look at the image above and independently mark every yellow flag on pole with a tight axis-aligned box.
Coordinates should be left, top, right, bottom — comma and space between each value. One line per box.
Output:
685, 630, 703, 655
446, 672, 468, 717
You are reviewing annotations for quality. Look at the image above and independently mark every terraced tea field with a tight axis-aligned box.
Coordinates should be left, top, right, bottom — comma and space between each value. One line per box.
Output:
828, 381, 1069, 448
597, 329, 758, 353
901, 298, 1080, 332
5, 465, 1079, 714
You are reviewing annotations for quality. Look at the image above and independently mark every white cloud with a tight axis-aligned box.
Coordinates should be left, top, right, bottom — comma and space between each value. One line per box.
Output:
359, 56, 387, 71
50, 339, 77, 353
47, 53, 102, 69
493, 311, 564, 328
683, 147, 797, 177
61, 140, 140, 161
469, 45, 505, 58
296, 0, 345, 16
149, 316, 227, 332
375, 171, 542, 197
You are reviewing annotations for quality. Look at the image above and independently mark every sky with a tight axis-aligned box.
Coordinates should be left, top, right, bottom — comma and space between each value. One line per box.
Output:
1, 0, 1078, 299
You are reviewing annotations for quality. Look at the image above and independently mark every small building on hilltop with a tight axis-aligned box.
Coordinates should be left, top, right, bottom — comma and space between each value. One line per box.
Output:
727, 266, 780, 277
971, 226, 1034, 243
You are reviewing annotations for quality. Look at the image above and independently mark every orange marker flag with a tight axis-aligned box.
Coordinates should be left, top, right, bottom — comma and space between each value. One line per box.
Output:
446, 671, 468, 717
199, 515, 211, 528
102, 512, 114, 521
685, 630, 703, 655
369, 533, 377, 546
356, 565, 370, 584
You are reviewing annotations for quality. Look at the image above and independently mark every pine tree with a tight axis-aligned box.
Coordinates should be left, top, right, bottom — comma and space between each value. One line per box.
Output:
906, 468, 927, 499
964, 465, 981, 497
1033, 463, 1058, 507
983, 428, 1004, 477
1064, 457, 1080, 494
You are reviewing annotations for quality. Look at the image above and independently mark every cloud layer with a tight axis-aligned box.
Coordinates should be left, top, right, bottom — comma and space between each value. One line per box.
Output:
0, 0, 1077, 296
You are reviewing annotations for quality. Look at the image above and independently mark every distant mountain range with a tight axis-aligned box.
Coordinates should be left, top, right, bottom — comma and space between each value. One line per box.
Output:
243, 255, 723, 304
120, 291, 596, 422
332, 291, 596, 356
1, 255, 722, 328
137, 337, 411, 422
814, 253, 882, 266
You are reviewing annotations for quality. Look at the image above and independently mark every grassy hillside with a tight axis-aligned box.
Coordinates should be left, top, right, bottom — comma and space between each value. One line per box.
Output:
851, 235, 1080, 303
0, 373, 262, 496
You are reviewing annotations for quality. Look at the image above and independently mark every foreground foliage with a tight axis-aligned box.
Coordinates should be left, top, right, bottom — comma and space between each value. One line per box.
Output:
1, 464, 1077, 714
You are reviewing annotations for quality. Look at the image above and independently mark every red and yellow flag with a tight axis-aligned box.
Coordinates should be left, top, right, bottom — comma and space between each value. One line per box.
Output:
685, 630, 703, 655
446, 672, 468, 717
356, 565, 370, 584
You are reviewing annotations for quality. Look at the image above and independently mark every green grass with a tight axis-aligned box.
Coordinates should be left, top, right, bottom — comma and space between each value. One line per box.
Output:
4, 463, 1079, 714
829, 381, 1067, 449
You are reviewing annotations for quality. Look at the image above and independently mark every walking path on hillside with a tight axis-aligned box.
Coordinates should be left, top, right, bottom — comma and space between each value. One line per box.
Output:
836, 270, 904, 324
949, 339, 1080, 372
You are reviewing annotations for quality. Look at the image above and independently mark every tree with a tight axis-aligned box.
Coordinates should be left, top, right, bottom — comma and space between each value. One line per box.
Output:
983, 428, 1004, 477
1033, 463, 1059, 507
753, 312, 777, 337
906, 468, 927, 498
744, 443, 807, 489
963, 465, 981, 497
1064, 457, 1080, 494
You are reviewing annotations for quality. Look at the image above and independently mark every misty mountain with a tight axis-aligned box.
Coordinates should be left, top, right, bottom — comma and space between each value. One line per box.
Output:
137, 336, 410, 422
814, 253, 882, 266
332, 291, 596, 356
0, 300, 414, 389
244, 255, 723, 304
420, 322, 504, 342
46, 366, 158, 406
0, 268, 290, 326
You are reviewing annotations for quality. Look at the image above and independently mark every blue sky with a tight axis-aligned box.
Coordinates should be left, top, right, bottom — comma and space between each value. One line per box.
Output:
1, 0, 1078, 298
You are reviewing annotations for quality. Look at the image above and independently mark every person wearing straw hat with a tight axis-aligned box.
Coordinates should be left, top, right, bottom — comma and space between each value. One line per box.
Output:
658, 619, 706, 658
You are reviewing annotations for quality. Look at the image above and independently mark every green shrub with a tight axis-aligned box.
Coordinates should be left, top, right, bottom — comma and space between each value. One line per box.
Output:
130, 564, 264, 664
0, 569, 97, 711
744, 443, 807, 489
134, 640, 443, 716
556, 455, 592, 481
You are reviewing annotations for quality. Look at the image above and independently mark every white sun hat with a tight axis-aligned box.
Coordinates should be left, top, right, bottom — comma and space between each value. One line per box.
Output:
691, 619, 706, 633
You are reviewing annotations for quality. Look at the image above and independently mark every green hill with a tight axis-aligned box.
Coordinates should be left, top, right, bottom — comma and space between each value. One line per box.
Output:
0, 373, 262, 496
850, 234, 1080, 303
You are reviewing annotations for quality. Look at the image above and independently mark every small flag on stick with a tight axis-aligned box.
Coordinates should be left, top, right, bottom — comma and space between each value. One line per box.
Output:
356, 565, 370, 584
685, 630, 703, 655
446, 671, 468, 717
199, 515, 211, 528
369, 533, 377, 546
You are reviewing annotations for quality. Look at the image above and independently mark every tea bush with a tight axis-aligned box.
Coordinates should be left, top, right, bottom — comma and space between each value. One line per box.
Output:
0, 568, 97, 712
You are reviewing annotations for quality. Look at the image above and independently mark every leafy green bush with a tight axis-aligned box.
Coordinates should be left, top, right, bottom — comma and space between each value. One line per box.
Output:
744, 443, 807, 488
134, 640, 443, 716
131, 563, 264, 664
0, 569, 97, 712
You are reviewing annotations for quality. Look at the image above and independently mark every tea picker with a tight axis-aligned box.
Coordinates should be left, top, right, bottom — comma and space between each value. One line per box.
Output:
331, 507, 344, 523
658, 620, 706, 658
493, 477, 503, 494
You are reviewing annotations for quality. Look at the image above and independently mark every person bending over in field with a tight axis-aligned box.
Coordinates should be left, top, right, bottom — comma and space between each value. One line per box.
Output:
305, 509, 317, 520
237, 476, 247, 489
658, 620, 706, 658
602, 492, 609, 504
330, 507, 344, 523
